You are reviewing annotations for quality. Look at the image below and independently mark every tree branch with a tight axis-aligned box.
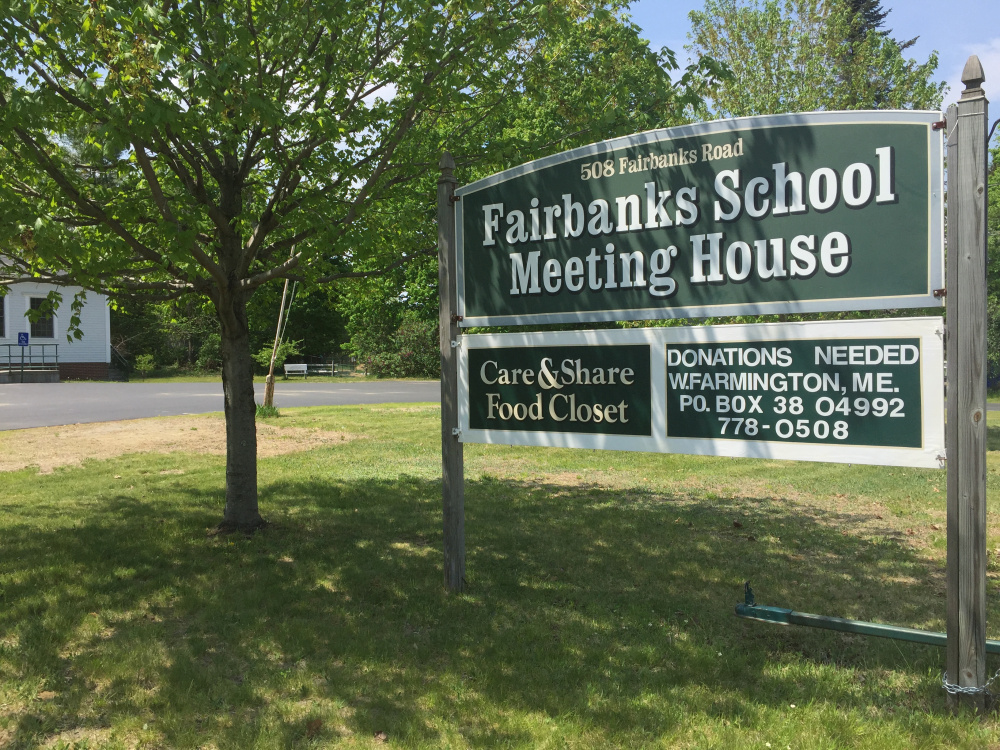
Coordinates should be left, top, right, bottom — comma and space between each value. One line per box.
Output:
310, 247, 436, 284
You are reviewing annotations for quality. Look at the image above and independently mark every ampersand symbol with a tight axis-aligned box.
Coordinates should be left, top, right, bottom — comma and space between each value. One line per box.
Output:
538, 357, 563, 390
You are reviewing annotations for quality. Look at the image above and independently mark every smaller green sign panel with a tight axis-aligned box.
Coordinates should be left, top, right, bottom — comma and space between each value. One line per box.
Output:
468, 345, 652, 436
459, 319, 944, 468
665, 338, 923, 448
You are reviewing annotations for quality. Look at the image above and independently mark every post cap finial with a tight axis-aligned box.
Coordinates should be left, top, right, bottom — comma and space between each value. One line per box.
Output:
961, 55, 985, 99
439, 151, 455, 171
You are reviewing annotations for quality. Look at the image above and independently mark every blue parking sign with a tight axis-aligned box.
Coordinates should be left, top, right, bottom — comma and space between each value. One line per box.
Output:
18, 332, 29, 346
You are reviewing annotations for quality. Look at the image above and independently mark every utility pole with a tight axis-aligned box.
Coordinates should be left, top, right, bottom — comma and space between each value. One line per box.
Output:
263, 247, 296, 408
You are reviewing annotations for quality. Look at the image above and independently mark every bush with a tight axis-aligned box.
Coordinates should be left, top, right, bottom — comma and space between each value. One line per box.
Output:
255, 403, 280, 419
196, 333, 222, 371
988, 298, 1000, 389
134, 353, 156, 380
393, 315, 440, 377
251, 339, 302, 373
356, 313, 439, 378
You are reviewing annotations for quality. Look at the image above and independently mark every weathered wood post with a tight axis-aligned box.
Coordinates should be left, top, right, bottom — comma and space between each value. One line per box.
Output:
945, 55, 989, 711
438, 151, 465, 592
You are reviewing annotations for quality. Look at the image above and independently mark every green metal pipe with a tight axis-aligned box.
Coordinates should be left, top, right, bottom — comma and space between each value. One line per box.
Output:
735, 603, 1000, 655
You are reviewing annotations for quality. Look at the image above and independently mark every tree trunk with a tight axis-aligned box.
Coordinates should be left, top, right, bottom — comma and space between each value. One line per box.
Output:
215, 285, 265, 533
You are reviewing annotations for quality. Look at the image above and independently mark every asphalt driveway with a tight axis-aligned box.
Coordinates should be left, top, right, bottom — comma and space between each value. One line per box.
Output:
0, 380, 440, 430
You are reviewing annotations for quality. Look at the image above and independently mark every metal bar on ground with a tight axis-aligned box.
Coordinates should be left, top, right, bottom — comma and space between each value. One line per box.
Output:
735, 603, 1000, 655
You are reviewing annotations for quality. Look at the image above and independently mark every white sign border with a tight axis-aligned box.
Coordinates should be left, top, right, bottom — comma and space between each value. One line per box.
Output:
458, 317, 945, 469
455, 110, 945, 328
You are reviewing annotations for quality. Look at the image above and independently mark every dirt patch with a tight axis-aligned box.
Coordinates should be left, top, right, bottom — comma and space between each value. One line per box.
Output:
0, 416, 357, 474
41, 727, 113, 749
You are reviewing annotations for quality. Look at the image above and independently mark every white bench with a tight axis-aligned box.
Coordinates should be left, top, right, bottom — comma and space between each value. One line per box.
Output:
284, 363, 308, 378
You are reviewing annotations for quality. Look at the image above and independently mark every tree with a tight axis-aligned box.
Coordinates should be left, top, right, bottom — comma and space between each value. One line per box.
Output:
844, 0, 887, 36
339, 251, 439, 377
336, 5, 725, 373
838, 0, 916, 53
681, 0, 946, 332
112, 296, 220, 368
247, 282, 344, 365
251, 338, 301, 372
0, 1, 712, 532
686, 0, 945, 118
489, 5, 721, 159
134, 352, 155, 380
986, 136, 1000, 385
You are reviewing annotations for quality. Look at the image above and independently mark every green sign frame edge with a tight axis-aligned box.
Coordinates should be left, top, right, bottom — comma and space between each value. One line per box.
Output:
454, 111, 945, 327
458, 316, 945, 469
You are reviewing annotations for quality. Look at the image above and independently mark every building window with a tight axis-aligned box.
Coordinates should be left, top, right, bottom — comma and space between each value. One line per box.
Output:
29, 297, 54, 339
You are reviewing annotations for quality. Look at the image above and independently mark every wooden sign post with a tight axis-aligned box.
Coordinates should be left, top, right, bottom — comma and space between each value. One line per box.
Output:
945, 56, 990, 711
438, 152, 465, 593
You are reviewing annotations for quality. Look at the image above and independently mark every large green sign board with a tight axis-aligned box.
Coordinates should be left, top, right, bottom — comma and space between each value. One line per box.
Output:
455, 112, 944, 326
458, 318, 944, 468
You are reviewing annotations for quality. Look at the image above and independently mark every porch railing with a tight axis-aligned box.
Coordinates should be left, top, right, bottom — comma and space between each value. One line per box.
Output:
0, 343, 59, 371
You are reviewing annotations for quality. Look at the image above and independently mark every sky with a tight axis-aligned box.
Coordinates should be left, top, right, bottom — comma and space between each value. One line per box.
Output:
628, 0, 1000, 108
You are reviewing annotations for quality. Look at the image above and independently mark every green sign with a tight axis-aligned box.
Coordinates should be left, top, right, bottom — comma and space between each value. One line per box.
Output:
665, 338, 923, 448
468, 345, 651, 436
459, 319, 945, 468
456, 112, 944, 326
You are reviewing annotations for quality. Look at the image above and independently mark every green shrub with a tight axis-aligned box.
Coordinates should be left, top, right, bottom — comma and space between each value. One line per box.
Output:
350, 312, 439, 379
196, 333, 222, 371
134, 353, 156, 380
255, 403, 280, 419
251, 340, 302, 372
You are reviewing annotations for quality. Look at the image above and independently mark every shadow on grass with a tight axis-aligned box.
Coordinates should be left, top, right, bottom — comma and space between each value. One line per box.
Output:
0, 472, 971, 748
987, 423, 1000, 451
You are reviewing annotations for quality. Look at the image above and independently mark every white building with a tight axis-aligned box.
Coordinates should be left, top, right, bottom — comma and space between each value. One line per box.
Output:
0, 281, 111, 380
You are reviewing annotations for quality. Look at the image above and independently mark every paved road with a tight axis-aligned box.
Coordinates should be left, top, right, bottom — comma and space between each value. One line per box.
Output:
1, 379, 993, 431
0, 380, 440, 430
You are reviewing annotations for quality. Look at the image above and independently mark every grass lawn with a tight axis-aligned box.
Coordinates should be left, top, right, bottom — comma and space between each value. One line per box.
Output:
1, 405, 999, 748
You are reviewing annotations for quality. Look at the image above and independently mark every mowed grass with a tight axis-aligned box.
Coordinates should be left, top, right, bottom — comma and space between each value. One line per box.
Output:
1, 405, 1000, 749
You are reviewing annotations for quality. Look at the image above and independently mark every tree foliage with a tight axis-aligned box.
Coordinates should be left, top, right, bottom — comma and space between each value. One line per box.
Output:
686, 0, 945, 118
348, 311, 441, 379
251, 338, 301, 372
335, 4, 724, 380
844, 0, 887, 36
339, 251, 440, 378
987, 136, 1000, 385
111, 297, 217, 367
